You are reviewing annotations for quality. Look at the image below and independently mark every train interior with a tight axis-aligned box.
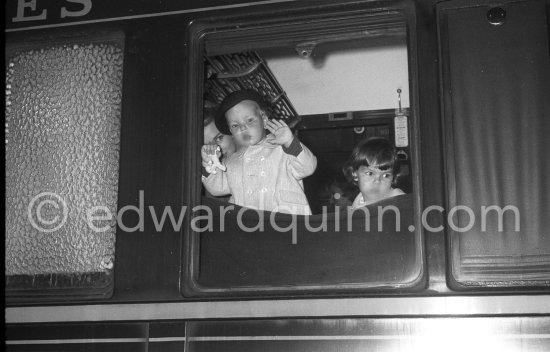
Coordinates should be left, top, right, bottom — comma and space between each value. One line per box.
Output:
202, 34, 413, 214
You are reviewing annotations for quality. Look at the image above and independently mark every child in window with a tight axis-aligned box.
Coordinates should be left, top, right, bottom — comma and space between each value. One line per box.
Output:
201, 89, 317, 215
343, 137, 405, 209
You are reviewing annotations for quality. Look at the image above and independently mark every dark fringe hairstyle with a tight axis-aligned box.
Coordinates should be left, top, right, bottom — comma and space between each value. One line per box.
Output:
343, 137, 400, 186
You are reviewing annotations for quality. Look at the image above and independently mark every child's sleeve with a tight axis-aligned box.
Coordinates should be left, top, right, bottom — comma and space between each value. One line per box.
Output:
202, 168, 231, 196
282, 138, 317, 179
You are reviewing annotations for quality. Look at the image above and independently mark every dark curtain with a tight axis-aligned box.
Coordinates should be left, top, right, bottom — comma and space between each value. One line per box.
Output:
443, 1, 550, 282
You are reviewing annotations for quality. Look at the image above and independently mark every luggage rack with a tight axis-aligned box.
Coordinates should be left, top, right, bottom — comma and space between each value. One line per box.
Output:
204, 51, 300, 127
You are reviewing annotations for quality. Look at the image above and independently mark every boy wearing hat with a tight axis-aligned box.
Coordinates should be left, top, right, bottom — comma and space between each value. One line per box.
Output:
201, 89, 317, 215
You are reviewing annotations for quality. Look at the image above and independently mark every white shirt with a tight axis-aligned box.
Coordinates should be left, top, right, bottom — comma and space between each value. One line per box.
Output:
351, 188, 405, 209
202, 138, 317, 215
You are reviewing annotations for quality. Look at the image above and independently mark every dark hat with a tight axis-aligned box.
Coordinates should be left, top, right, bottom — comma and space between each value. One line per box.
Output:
215, 89, 266, 135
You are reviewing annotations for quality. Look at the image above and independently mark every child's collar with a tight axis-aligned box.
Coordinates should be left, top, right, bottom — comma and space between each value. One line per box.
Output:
234, 137, 273, 157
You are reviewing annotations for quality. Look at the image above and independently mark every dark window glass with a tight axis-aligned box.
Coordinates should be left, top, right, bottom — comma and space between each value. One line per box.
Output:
438, 0, 550, 287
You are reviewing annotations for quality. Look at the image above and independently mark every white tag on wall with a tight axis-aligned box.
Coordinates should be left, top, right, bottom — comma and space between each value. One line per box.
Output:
394, 114, 409, 148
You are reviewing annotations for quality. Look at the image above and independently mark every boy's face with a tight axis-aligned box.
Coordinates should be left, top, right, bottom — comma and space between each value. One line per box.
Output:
353, 165, 394, 202
204, 121, 236, 156
225, 100, 267, 147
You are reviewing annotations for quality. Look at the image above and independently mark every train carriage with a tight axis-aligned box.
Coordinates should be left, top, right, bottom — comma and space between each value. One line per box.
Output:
5, 0, 550, 350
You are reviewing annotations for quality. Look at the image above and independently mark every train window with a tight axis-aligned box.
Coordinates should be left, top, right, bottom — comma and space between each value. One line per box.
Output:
183, 2, 424, 297
438, 0, 550, 288
5, 31, 124, 300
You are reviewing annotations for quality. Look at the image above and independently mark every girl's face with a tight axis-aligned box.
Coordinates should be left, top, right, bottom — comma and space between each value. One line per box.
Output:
225, 100, 267, 147
353, 165, 394, 202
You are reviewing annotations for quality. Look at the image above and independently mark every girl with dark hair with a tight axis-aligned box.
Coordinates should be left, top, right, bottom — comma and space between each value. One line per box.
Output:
343, 137, 405, 209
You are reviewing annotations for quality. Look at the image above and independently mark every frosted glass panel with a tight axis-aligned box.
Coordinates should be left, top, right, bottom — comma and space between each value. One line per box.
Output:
5, 37, 123, 294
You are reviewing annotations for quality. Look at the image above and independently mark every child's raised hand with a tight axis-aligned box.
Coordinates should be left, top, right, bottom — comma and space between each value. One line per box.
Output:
201, 144, 219, 164
265, 119, 293, 148
201, 145, 226, 174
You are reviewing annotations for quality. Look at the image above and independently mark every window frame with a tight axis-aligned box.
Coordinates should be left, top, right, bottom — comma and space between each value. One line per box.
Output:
181, 0, 425, 297
437, 0, 550, 290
